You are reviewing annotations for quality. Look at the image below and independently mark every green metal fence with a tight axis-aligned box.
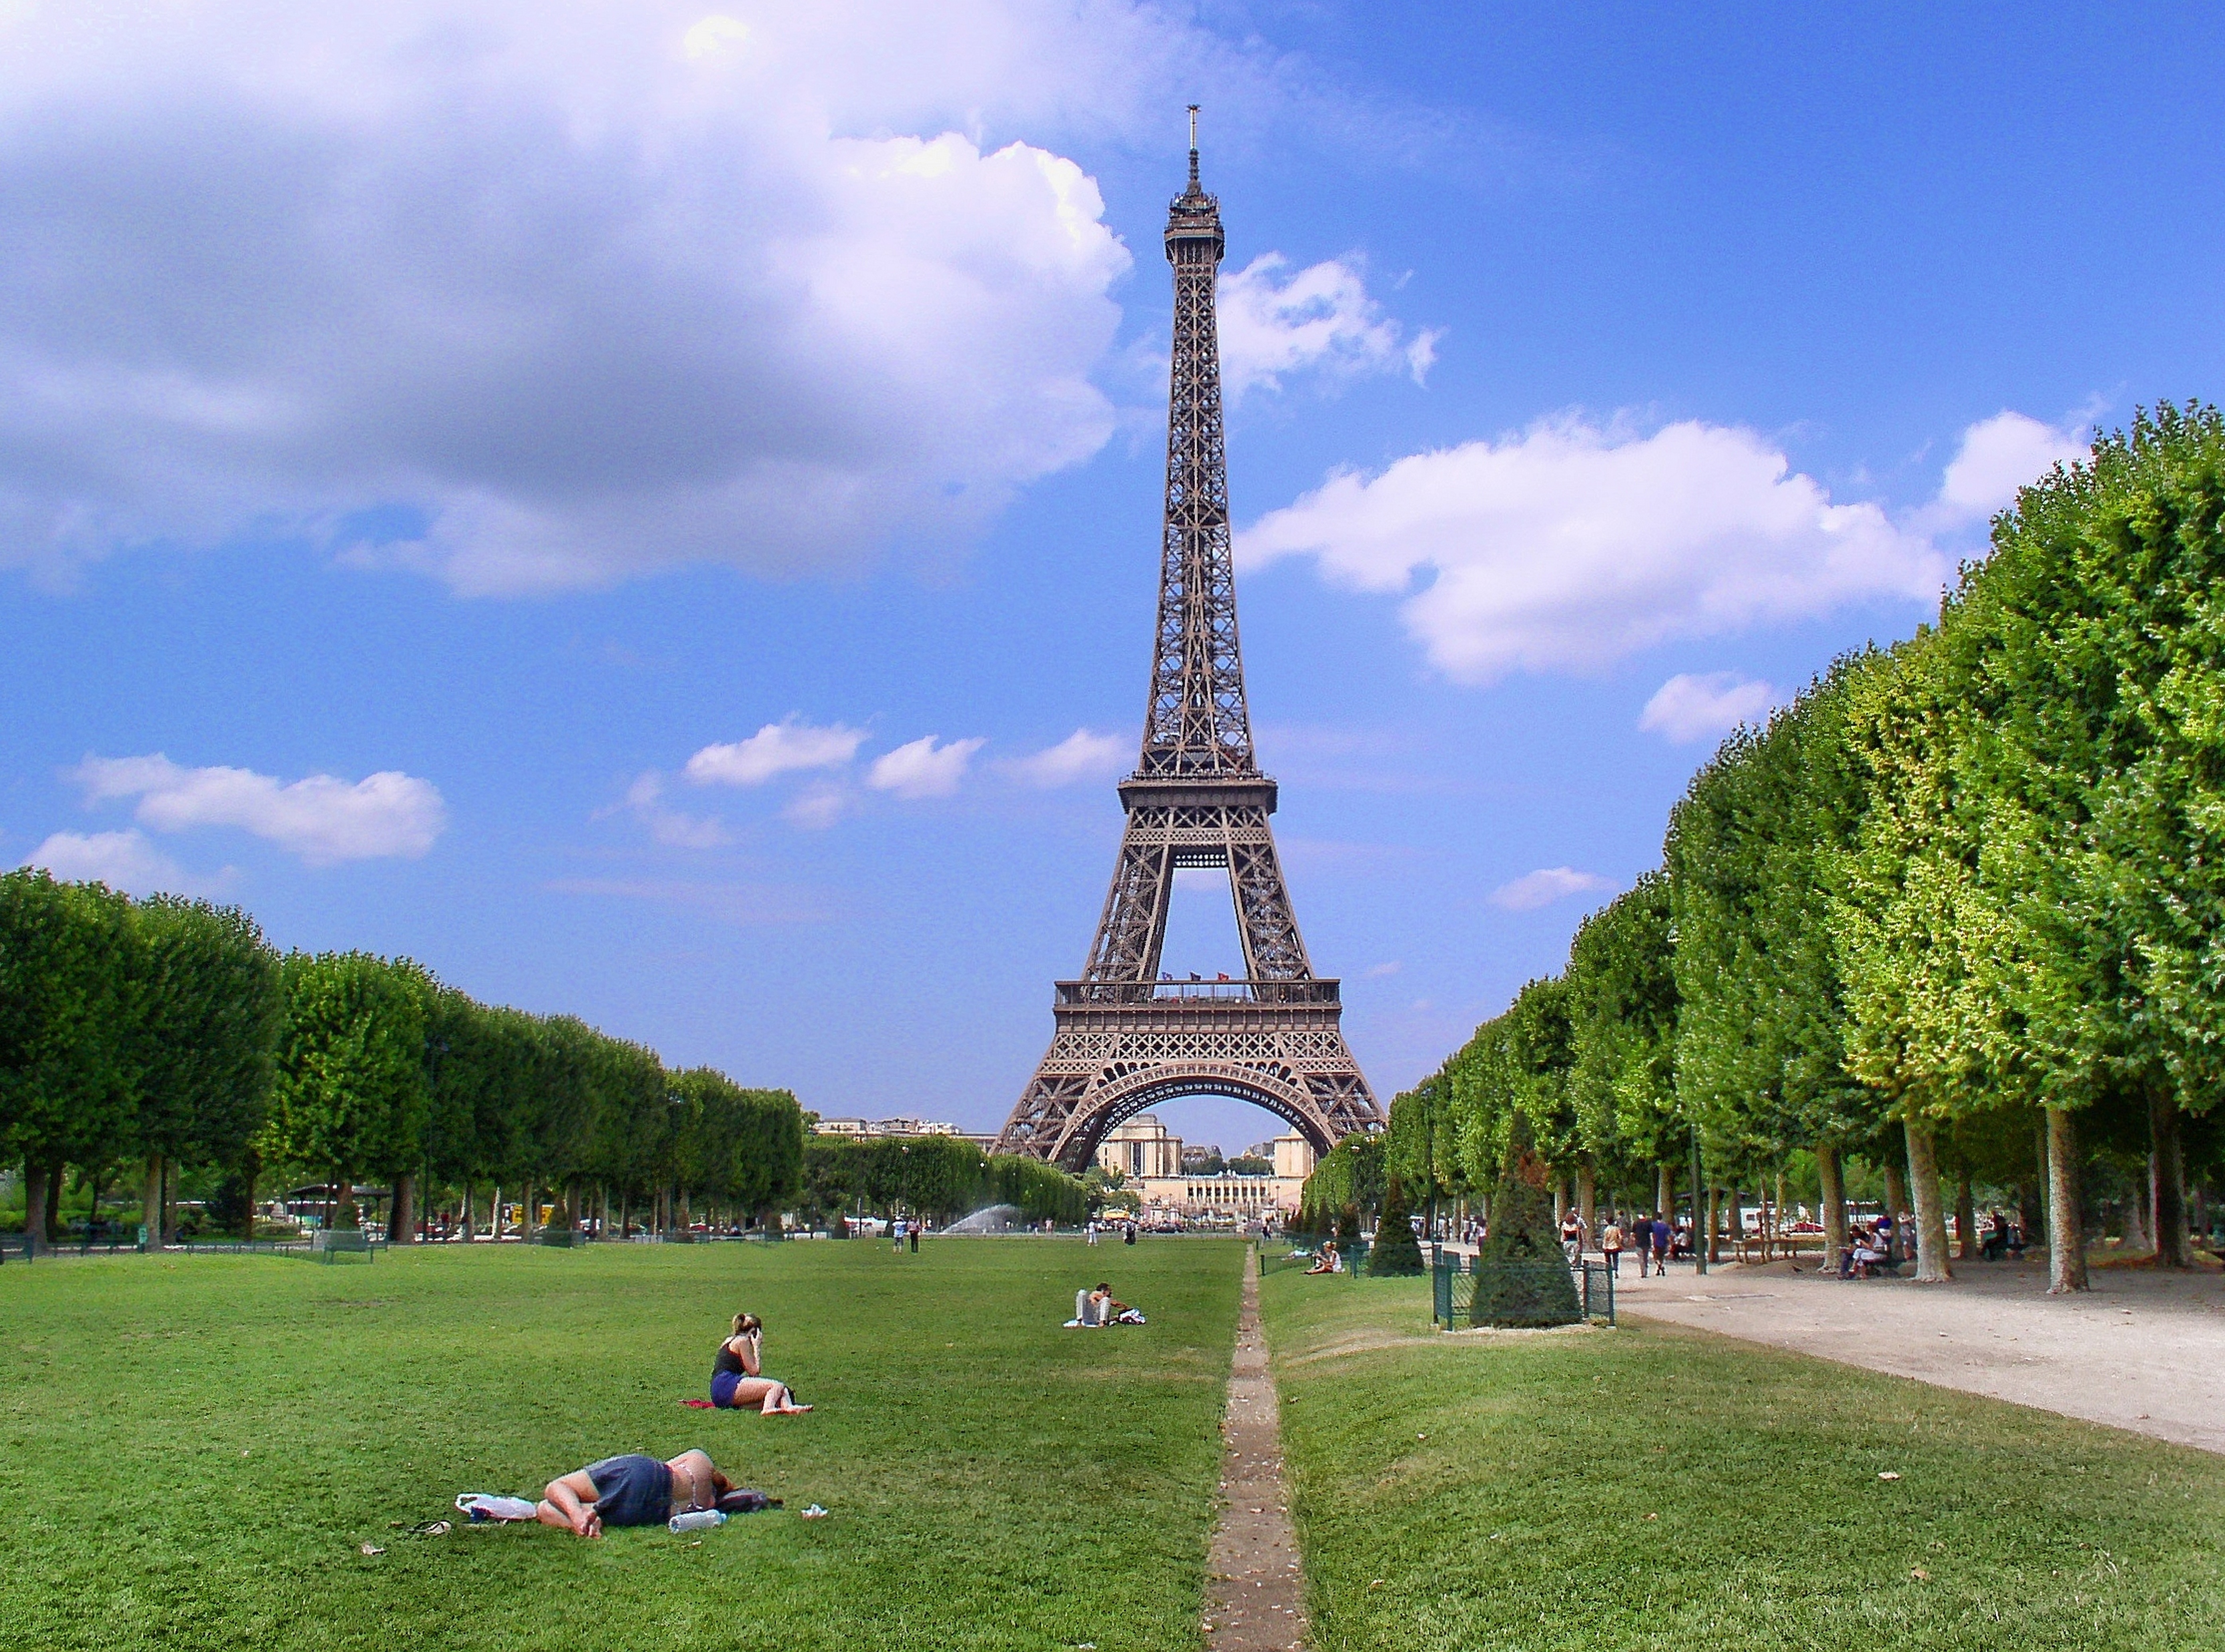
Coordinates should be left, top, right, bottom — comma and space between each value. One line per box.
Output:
1429, 1247, 1615, 1327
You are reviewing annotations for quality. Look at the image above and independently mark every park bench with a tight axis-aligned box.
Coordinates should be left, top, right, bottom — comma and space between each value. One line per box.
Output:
1733, 1233, 1827, 1265
312, 1230, 375, 1264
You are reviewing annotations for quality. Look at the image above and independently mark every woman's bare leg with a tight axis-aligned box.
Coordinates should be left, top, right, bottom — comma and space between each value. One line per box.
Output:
537, 1476, 600, 1537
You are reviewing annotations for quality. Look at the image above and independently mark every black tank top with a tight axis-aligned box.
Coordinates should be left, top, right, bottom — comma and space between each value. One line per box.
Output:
713, 1342, 745, 1378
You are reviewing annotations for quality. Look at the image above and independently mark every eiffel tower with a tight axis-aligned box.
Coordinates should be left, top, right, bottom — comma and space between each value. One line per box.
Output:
996, 117, 1382, 1170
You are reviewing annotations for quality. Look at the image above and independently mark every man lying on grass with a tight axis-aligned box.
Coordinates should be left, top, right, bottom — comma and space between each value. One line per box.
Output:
538, 1449, 735, 1537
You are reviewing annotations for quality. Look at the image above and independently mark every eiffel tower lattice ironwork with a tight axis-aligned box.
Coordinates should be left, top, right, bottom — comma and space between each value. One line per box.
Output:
996, 121, 1382, 1170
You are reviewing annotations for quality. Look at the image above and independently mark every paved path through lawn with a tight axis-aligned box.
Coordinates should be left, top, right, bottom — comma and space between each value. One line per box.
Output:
1204, 1250, 1305, 1652
1609, 1255, 2225, 1453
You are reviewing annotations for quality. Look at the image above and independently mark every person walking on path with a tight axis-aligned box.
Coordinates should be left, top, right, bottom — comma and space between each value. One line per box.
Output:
908, 1219, 920, 1253
1560, 1212, 1585, 1265
1650, 1216, 1671, 1276
1601, 1218, 1625, 1276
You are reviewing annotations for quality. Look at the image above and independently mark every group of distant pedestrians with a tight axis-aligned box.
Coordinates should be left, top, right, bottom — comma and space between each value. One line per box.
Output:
1594, 1215, 1673, 1277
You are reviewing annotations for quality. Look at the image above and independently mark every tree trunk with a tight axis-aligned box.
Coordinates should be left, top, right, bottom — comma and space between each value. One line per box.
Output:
390, 1171, 416, 1246
22, 1161, 49, 1257
1552, 1179, 1568, 1229
1705, 1186, 1722, 1263
523, 1180, 537, 1238
2045, 1106, 2087, 1293
43, 1162, 63, 1244
2151, 1084, 2190, 1268
1903, 1118, 1951, 1282
1577, 1161, 1596, 1243
2119, 1189, 2148, 1252
493, 1184, 504, 1240
1656, 1162, 1673, 1219
1883, 1158, 1909, 1264
142, 1154, 165, 1247
1954, 1172, 1976, 1262
1816, 1141, 1848, 1274
459, 1182, 473, 1241
618, 1187, 629, 1242
332, 1166, 359, 1230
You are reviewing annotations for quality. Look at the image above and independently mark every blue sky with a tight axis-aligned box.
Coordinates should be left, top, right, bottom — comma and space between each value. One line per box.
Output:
4, 3, 2221, 1151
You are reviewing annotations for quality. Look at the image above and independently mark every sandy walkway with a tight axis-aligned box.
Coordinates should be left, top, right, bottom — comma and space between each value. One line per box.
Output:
1204, 1250, 1306, 1652
1607, 1254, 2225, 1454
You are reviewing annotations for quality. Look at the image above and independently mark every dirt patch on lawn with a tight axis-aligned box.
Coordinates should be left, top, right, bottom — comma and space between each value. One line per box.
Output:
1205, 1253, 1307, 1651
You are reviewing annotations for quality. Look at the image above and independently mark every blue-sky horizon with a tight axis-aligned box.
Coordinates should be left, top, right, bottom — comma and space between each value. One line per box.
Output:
5, 4, 2220, 1151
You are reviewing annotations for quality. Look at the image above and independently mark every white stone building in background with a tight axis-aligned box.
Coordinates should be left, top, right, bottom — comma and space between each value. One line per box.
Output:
1094, 1113, 1316, 1220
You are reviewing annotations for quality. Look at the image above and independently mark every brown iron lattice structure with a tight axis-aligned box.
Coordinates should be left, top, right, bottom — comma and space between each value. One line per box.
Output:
995, 125, 1383, 1171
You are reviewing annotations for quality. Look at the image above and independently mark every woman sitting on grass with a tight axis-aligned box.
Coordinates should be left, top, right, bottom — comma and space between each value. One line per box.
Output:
537, 1448, 731, 1537
712, 1313, 811, 1413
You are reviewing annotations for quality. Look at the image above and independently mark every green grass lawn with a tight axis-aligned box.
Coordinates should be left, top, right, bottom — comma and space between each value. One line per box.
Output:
1260, 1272, 2225, 1650
0, 1238, 1244, 1652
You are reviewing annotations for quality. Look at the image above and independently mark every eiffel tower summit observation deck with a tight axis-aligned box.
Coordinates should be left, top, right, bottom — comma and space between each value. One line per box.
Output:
995, 114, 1384, 1171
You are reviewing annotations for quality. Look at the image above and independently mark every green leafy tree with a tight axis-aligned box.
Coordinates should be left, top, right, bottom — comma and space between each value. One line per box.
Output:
1951, 404, 2225, 1279
266, 952, 430, 1230
0, 872, 137, 1250
127, 895, 281, 1240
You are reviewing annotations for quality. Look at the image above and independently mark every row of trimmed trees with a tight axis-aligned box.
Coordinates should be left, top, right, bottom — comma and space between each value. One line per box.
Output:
1327, 405, 2225, 1291
796, 1134, 1089, 1228
1, 868, 806, 1252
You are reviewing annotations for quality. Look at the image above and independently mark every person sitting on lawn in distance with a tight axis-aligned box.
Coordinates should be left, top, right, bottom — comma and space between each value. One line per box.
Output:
1305, 1240, 1340, 1275
537, 1448, 730, 1537
712, 1312, 811, 1414
1088, 1282, 1145, 1323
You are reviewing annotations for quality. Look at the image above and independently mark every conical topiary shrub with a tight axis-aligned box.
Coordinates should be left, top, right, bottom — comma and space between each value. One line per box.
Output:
1470, 1153, 1581, 1327
1367, 1173, 1425, 1275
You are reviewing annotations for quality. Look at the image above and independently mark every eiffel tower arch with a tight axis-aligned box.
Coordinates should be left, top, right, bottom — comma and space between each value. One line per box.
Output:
996, 118, 1382, 1172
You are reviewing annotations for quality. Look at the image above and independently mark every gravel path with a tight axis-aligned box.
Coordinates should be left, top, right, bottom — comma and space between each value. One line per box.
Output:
1203, 1250, 1306, 1652
1610, 1254, 2225, 1453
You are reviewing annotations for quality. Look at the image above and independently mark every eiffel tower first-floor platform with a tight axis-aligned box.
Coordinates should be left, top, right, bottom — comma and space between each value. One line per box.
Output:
993, 978, 1380, 1171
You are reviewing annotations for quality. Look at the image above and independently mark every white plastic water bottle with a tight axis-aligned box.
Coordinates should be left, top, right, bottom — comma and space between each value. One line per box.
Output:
669, 1509, 727, 1534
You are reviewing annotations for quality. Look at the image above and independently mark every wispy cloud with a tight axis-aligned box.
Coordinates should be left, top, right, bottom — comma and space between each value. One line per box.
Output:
1217, 252, 1439, 404
686, 720, 865, 787
73, 753, 444, 864
22, 828, 232, 897
1638, 672, 1777, 743
620, 772, 732, 848
867, 735, 985, 799
1490, 866, 1611, 912
1240, 406, 2097, 685
1003, 728, 1127, 787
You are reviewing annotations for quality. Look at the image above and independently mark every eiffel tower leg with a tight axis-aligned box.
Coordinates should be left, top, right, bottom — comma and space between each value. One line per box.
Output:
1081, 816, 1175, 984
1223, 821, 1312, 982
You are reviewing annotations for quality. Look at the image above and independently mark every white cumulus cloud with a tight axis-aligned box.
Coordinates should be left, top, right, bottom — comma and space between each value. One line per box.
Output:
0, 0, 1215, 593
685, 720, 866, 787
73, 754, 446, 864
1005, 728, 1128, 787
21, 828, 227, 896
1934, 410, 2089, 522
867, 735, 985, 799
1240, 416, 1951, 682
1491, 866, 1611, 912
1639, 672, 1778, 744
1217, 254, 1439, 404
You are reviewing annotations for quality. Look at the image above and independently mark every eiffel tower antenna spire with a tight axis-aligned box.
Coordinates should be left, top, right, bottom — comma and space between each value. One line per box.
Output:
996, 131, 1381, 1170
